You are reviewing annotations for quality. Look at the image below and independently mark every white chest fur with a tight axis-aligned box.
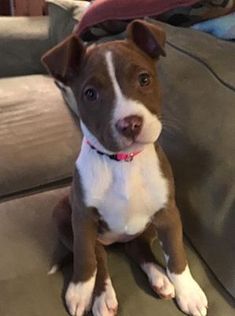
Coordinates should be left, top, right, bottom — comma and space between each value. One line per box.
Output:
76, 141, 168, 236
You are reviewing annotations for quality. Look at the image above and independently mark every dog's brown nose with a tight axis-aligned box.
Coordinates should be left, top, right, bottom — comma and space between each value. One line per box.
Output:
116, 115, 143, 139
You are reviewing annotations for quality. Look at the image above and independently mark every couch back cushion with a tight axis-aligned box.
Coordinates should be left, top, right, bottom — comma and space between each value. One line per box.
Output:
157, 22, 235, 298
0, 75, 81, 200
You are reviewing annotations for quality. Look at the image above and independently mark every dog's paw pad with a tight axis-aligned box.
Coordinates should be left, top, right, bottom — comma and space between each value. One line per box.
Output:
142, 263, 175, 299
65, 276, 96, 316
92, 279, 118, 316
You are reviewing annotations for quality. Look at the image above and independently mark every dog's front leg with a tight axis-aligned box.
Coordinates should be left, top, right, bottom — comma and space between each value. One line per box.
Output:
65, 205, 98, 316
154, 204, 208, 316
124, 224, 175, 299
92, 242, 118, 316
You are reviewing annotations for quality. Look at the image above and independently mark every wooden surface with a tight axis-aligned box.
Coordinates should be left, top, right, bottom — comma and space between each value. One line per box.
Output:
14, 0, 46, 16
0, 0, 11, 15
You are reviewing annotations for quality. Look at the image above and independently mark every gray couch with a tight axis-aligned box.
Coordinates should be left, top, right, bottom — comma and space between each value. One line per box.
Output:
0, 2, 234, 316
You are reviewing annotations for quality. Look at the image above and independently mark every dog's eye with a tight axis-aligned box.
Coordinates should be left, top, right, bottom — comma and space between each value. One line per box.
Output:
84, 87, 98, 102
138, 73, 151, 87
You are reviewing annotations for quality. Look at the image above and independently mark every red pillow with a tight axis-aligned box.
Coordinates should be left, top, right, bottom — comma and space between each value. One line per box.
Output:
75, 0, 200, 38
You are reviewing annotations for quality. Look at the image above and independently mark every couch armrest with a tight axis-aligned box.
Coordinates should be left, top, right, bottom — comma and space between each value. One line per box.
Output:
0, 16, 51, 78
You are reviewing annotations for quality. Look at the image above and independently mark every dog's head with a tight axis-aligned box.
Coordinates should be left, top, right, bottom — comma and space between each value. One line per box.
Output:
42, 20, 166, 153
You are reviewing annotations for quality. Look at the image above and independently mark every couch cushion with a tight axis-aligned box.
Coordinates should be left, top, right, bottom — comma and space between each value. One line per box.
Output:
0, 17, 50, 78
0, 187, 234, 316
46, 0, 90, 45
164, 23, 235, 88
157, 23, 235, 298
0, 75, 81, 200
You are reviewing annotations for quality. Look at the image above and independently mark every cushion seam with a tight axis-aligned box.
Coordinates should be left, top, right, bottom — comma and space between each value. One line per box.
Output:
166, 40, 235, 92
0, 177, 72, 204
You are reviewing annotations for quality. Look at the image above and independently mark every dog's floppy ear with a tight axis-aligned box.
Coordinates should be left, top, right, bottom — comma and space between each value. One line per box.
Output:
127, 20, 166, 58
41, 34, 85, 84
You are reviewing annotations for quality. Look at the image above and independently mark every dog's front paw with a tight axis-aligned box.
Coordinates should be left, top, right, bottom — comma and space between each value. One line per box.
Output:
65, 274, 96, 316
168, 266, 208, 316
92, 278, 118, 316
142, 263, 175, 299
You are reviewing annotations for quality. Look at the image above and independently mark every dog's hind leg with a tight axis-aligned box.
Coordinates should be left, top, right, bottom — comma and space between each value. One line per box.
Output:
48, 195, 73, 275
124, 224, 175, 300
51, 197, 118, 315
53, 194, 73, 251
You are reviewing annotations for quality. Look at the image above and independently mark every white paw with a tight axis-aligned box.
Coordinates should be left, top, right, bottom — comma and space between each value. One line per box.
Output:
168, 265, 208, 316
65, 273, 96, 316
92, 278, 118, 316
142, 263, 175, 299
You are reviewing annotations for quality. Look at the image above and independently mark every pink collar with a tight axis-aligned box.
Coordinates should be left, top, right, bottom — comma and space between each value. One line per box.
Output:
86, 139, 141, 162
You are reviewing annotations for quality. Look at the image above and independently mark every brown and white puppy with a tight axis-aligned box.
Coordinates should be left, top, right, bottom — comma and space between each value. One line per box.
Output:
42, 20, 208, 316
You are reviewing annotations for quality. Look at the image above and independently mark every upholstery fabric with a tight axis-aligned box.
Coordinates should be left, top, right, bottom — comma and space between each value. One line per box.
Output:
0, 187, 234, 316
157, 22, 235, 298
162, 22, 235, 87
0, 75, 81, 200
46, 0, 90, 44
0, 17, 50, 78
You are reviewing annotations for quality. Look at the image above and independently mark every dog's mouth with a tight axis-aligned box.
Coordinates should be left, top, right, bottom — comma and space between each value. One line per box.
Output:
113, 119, 162, 152
115, 138, 154, 153
80, 118, 162, 155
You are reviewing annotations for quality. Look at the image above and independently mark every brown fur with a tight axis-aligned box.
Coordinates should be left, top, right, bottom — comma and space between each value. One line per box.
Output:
53, 195, 112, 297
154, 144, 187, 274
70, 169, 99, 283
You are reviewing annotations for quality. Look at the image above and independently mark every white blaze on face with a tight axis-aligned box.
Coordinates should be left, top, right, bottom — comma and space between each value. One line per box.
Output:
104, 51, 162, 147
